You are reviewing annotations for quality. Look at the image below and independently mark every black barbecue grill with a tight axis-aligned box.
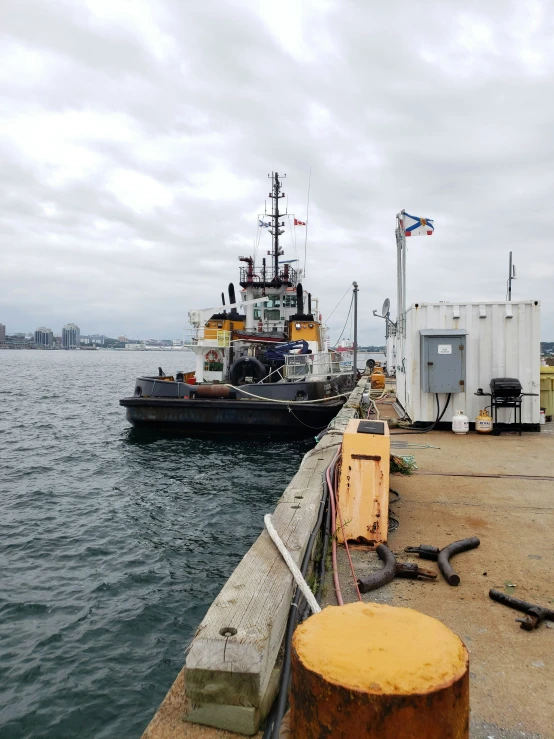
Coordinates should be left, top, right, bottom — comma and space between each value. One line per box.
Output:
490, 378, 522, 398
476, 377, 537, 435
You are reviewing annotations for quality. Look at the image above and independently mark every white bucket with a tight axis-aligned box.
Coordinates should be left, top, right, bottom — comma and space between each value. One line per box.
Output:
540, 408, 546, 425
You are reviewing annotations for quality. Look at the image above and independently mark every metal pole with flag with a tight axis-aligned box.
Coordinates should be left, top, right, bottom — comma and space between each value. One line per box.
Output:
395, 213, 405, 340
395, 211, 434, 378
396, 211, 434, 335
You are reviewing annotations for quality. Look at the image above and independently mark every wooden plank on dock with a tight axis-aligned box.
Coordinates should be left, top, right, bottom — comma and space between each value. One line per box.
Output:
184, 444, 337, 730
184, 378, 369, 734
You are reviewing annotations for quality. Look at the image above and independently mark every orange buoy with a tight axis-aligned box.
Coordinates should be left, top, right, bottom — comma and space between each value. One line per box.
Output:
290, 602, 469, 739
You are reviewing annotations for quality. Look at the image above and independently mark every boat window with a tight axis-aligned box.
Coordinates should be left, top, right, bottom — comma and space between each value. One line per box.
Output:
267, 296, 281, 308
283, 296, 297, 308
253, 309, 261, 319
265, 309, 280, 321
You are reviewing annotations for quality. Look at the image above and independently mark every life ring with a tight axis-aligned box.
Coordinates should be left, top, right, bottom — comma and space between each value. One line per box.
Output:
205, 349, 220, 363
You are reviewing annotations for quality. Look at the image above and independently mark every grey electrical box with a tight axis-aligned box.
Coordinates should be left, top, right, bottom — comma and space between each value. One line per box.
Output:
420, 329, 468, 393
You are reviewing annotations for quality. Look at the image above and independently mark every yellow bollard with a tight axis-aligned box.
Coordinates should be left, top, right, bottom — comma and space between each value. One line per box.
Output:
290, 602, 469, 739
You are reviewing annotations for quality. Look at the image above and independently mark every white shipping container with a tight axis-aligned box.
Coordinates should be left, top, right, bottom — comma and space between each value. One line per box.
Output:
396, 301, 541, 427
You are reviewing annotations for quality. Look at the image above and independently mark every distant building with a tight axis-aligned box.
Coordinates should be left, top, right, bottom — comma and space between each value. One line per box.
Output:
0, 323, 5, 342
118, 335, 128, 343
3, 334, 35, 348
62, 323, 80, 349
34, 327, 54, 348
90, 334, 105, 346
125, 343, 146, 351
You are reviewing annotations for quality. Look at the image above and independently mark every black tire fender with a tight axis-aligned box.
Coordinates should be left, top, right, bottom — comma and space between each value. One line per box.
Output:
229, 357, 267, 385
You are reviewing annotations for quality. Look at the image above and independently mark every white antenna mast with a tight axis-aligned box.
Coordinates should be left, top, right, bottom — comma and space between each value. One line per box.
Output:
508, 251, 516, 301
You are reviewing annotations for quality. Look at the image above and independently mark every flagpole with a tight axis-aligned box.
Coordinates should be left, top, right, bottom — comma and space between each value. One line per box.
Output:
304, 165, 311, 279
402, 221, 406, 338
395, 212, 404, 336
352, 281, 358, 381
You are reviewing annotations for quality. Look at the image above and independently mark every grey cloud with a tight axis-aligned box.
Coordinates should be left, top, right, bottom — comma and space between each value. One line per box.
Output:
0, 0, 552, 342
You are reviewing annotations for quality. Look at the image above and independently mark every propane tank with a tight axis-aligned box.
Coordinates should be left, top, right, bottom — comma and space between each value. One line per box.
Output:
452, 410, 469, 435
475, 409, 493, 434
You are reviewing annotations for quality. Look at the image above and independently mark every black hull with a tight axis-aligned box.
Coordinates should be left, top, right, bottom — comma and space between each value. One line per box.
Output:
119, 397, 345, 438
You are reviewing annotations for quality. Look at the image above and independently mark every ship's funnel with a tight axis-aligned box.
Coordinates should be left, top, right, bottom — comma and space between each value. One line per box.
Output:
297, 284, 304, 315
308, 292, 312, 315
228, 283, 236, 306
221, 292, 226, 306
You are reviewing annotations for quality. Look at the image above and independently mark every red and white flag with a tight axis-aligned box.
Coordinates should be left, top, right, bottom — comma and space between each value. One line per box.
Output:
294, 218, 306, 226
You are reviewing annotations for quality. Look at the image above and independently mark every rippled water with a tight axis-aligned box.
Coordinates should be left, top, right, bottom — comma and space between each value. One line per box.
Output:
0, 350, 311, 739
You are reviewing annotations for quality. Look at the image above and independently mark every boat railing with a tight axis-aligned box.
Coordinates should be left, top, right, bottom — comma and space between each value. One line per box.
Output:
184, 328, 231, 347
239, 265, 298, 286
284, 352, 343, 379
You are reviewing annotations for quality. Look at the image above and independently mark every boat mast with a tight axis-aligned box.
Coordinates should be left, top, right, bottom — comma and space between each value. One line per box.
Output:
239, 173, 296, 296
268, 172, 285, 281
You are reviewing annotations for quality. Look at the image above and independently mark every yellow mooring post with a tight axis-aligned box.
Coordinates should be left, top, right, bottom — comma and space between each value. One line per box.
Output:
290, 602, 469, 739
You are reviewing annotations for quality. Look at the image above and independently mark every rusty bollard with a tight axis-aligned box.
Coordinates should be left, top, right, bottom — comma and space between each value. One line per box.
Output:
289, 602, 469, 739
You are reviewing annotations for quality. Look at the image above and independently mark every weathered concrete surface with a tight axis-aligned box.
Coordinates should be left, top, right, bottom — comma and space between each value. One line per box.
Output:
141, 392, 552, 738
325, 426, 554, 739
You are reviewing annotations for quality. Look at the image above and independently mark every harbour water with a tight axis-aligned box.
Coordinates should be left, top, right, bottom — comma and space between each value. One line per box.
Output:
0, 350, 312, 739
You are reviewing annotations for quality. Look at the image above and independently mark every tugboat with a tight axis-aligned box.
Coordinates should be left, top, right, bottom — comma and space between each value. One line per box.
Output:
119, 172, 357, 437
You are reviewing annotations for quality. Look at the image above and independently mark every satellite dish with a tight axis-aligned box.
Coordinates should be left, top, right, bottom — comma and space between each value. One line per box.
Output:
382, 298, 390, 317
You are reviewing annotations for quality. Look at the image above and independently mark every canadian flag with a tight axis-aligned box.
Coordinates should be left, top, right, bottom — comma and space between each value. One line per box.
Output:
294, 218, 306, 226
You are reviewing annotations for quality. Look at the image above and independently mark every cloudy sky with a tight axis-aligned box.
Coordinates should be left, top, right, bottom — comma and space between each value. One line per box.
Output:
1, 0, 553, 343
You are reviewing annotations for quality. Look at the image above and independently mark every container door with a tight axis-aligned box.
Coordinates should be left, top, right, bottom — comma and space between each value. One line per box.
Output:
423, 336, 466, 394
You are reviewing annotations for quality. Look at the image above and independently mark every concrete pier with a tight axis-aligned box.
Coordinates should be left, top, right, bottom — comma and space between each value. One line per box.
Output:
323, 422, 554, 739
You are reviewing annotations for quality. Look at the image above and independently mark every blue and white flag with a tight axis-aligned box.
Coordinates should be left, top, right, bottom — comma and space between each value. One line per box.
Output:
259, 219, 270, 228
402, 211, 434, 237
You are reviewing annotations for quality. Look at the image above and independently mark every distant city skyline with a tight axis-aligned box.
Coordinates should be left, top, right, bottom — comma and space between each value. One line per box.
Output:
0, 319, 184, 343
0, 320, 182, 343
0, 319, 187, 349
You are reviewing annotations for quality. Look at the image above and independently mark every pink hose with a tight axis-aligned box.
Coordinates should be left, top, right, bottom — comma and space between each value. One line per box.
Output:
327, 449, 362, 605
326, 449, 344, 606
334, 466, 362, 602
